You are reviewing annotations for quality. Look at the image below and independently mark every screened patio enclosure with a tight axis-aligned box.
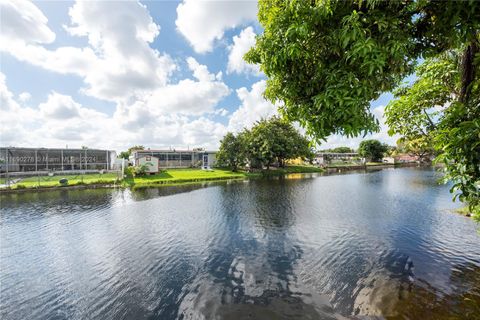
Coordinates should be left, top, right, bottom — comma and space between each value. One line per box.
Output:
130, 150, 216, 169
0, 147, 117, 173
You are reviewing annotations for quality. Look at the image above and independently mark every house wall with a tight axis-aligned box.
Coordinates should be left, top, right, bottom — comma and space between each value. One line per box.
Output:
137, 156, 159, 173
382, 157, 396, 164
132, 150, 217, 169
207, 153, 216, 167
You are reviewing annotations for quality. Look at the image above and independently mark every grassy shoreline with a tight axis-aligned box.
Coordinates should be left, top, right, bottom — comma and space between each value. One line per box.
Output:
0, 166, 324, 193
454, 206, 480, 222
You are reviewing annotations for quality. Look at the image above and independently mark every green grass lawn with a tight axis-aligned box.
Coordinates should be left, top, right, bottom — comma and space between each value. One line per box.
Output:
128, 168, 247, 189
4, 173, 119, 189
455, 206, 480, 222
129, 166, 323, 189
366, 162, 389, 166
327, 162, 365, 167
254, 165, 324, 175
1, 165, 324, 191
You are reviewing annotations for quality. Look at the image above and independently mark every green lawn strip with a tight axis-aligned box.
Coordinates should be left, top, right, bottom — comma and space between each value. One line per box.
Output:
254, 165, 324, 176
130, 166, 323, 188
366, 162, 389, 166
130, 168, 246, 188
455, 206, 480, 222
328, 162, 365, 167
10, 173, 119, 189
131, 175, 247, 190
2, 166, 324, 191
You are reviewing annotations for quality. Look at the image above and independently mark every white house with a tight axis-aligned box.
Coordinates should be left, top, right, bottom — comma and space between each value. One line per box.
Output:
136, 155, 159, 174
130, 149, 216, 169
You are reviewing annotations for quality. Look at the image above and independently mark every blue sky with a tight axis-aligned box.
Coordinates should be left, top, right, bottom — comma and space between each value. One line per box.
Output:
0, 0, 398, 152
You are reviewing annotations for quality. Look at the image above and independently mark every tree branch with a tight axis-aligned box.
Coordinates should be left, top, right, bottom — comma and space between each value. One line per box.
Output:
423, 109, 437, 130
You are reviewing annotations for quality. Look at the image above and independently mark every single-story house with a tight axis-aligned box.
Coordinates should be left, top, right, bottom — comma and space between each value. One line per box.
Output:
130, 149, 216, 170
395, 155, 420, 163
136, 155, 159, 174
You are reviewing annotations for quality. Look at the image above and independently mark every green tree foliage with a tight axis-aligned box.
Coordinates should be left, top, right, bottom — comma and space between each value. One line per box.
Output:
247, 117, 313, 169
434, 67, 480, 215
119, 151, 130, 159
385, 53, 459, 161
218, 117, 313, 170
396, 137, 435, 163
133, 164, 148, 176
331, 147, 354, 153
386, 50, 479, 212
119, 145, 145, 160
384, 145, 397, 157
437, 118, 480, 216
247, 0, 479, 139
334, 147, 354, 153
128, 145, 145, 154
247, 0, 479, 212
216, 132, 245, 171
358, 139, 388, 162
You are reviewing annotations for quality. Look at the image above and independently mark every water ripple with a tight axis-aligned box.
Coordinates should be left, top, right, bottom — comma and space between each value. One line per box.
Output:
1, 168, 479, 319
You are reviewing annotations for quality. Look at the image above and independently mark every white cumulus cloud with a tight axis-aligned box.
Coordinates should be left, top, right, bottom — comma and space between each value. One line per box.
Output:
0, 72, 227, 150
0, 0, 236, 150
0, 0, 55, 45
18, 92, 32, 103
228, 80, 278, 132
39, 92, 82, 120
175, 0, 258, 53
144, 57, 231, 116
1, 0, 176, 102
227, 26, 260, 75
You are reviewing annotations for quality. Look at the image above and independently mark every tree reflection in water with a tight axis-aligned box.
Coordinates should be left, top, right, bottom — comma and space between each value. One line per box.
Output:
354, 261, 480, 319
177, 179, 349, 319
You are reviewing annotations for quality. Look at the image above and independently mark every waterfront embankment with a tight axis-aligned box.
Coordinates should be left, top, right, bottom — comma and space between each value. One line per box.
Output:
0, 166, 324, 194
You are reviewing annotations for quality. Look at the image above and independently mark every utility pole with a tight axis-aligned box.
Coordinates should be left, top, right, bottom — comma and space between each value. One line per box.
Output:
5, 147, 9, 188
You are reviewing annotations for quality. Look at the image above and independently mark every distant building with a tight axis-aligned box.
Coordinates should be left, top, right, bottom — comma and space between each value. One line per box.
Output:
394, 154, 419, 163
130, 149, 216, 169
314, 152, 361, 165
0, 147, 116, 174
382, 157, 395, 164
382, 155, 420, 164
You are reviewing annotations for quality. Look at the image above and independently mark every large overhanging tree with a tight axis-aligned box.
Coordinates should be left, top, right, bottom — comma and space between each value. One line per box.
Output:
246, 0, 480, 213
386, 50, 479, 215
385, 52, 460, 162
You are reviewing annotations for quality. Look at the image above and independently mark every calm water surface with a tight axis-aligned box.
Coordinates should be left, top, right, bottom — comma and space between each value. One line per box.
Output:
1, 168, 479, 319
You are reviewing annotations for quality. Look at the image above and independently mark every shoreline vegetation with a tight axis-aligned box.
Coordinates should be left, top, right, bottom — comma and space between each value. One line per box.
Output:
454, 206, 480, 223
0, 163, 429, 194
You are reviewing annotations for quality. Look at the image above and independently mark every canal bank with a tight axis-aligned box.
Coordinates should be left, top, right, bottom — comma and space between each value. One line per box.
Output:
325, 162, 427, 173
0, 166, 324, 194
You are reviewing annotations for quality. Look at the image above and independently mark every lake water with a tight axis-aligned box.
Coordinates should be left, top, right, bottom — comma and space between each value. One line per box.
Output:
1, 167, 479, 319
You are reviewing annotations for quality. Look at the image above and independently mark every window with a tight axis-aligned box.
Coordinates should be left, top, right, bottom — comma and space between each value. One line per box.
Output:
169, 153, 180, 161
181, 153, 192, 161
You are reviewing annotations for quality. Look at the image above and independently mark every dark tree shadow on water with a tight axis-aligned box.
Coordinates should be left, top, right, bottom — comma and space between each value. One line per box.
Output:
353, 261, 480, 320
175, 179, 351, 320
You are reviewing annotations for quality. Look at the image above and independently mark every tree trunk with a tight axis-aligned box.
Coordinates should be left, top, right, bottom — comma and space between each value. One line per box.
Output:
459, 39, 479, 104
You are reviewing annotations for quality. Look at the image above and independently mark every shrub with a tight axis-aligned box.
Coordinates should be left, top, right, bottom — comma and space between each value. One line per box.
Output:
125, 166, 135, 178
134, 164, 149, 176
